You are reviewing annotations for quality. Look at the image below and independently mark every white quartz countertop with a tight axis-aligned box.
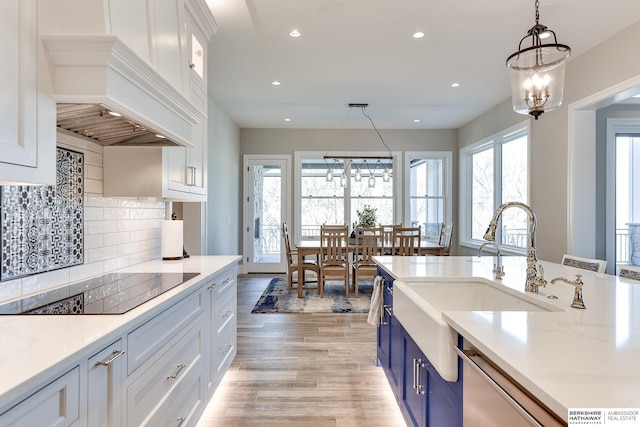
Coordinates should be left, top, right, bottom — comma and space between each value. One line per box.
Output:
374, 255, 640, 422
0, 255, 241, 411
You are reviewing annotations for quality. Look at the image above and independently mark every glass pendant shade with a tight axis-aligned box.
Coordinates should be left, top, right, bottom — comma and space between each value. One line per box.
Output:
507, 44, 570, 119
340, 174, 347, 187
382, 168, 390, 182
326, 168, 333, 182
355, 168, 362, 182
506, 1, 571, 120
368, 175, 376, 188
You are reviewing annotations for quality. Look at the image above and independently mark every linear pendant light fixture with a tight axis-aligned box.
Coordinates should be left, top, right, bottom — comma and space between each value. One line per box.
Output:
506, 0, 571, 119
324, 103, 393, 188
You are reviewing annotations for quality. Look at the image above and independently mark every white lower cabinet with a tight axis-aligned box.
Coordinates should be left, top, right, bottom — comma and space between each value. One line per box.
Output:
205, 264, 238, 397
0, 263, 238, 427
87, 340, 125, 427
0, 367, 80, 427
127, 317, 204, 427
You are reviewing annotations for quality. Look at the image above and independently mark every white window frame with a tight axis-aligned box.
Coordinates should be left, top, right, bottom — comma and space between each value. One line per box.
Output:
294, 151, 402, 243
459, 120, 531, 254
404, 151, 453, 239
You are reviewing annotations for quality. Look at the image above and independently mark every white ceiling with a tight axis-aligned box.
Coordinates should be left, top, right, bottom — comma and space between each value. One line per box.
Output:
206, 0, 640, 130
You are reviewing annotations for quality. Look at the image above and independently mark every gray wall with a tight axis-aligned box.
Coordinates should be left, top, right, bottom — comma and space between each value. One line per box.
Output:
206, 96, 241, 256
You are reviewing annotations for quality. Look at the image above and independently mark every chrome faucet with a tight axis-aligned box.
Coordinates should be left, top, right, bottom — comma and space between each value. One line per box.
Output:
483, 202, 546, 293
551, 274, 586, 309
478, 241, 504, 280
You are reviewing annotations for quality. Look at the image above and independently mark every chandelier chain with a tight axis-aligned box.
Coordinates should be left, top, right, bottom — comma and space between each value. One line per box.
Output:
535, 0, 540, 25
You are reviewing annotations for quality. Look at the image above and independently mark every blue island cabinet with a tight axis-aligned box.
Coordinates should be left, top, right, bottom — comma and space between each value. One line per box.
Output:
376, 267, 462, 427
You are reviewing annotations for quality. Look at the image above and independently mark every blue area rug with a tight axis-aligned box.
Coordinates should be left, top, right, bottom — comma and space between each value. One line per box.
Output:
251, 277, 373, 313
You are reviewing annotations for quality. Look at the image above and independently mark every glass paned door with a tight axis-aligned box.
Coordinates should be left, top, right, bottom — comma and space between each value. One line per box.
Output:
246, 158, 288, 273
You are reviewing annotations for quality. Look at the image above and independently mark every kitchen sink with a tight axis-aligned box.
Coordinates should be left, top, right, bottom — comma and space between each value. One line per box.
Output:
393, 279, 562, 382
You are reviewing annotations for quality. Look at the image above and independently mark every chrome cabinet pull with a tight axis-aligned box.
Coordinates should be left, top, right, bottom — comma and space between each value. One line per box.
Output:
386, 285, 393, 295
222, 309, 233, 318
222, 344, 233, 353
167, 363, 186, 380
186, 166, 196, 186
412, 358, 418, 392
95, 349, 125, 367
384, 306, 393, 317
176, 417, 186, 426
415, 358, 426, 395
207, 282, 217, 290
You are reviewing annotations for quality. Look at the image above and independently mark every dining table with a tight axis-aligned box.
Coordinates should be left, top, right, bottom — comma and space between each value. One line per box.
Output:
294, 239, 446, 298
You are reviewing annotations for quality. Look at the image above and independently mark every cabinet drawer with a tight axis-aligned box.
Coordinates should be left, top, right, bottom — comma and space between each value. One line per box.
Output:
127, 288, 203, 375
208, 267, 235, 296
0, 366, 80, 427
213, 283, 236, 335
213, 320, 237, 381
127, 317, 204, 427
145, 359, 204, 427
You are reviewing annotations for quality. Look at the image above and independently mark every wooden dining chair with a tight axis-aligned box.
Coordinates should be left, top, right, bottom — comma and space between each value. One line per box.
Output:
392, 226, 421, 256
282, 223, 319, 291
380, 224, 401, 255
319, 225, 349, 297
352, 227, 382, 297
619, 265, 640, 281
438, 223, 453, 256
561, 254, 607, 273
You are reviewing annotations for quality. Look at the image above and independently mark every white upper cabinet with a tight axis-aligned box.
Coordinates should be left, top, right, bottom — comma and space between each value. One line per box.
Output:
0, 0, 56, 185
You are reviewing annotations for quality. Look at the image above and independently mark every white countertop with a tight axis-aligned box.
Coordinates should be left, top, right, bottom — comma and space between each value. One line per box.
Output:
0, 255, 241, 411
375, 255, 640, 421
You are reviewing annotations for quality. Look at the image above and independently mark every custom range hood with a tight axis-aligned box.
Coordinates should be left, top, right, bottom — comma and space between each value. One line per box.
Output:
43, 35, 199, 147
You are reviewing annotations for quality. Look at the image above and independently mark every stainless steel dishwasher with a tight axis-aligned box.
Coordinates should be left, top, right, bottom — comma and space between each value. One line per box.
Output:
455, 341, 567, 426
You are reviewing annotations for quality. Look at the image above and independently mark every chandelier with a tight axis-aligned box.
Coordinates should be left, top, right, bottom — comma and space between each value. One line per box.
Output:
324, 104, 393, 188
506, 0, 571, 119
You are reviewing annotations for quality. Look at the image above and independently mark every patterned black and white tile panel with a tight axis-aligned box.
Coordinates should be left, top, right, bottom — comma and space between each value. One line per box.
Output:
0, 148, 84, 280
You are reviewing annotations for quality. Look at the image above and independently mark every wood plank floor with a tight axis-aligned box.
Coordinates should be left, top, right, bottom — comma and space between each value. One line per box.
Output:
196, 274, 407, 427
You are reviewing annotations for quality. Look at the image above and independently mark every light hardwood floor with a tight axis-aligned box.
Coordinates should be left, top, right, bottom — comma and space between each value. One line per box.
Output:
196, 274, 407, 427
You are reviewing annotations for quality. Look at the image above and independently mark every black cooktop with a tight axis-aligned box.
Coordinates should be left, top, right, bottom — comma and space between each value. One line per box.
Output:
0, 271, 200, 315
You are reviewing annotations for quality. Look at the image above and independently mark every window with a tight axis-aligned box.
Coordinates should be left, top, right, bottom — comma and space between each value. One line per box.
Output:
406, 152, 453, 239
296, 153, 397, 239
460, 121, 529, 251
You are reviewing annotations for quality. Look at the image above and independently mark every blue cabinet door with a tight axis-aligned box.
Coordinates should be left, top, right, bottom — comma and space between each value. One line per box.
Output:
389, 314, 404, 391
427, 364, 462, 427
402, 332, 428, 427
376, 267, 394, 370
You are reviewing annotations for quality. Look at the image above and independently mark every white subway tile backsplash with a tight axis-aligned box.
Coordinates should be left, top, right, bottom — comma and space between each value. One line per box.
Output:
118, 242, 142, 256
103, 232, 130, 247
84, 207, 104, 221
104, 208, 130, 221
86, 220, 119, 236
85, 178, 103, 194
69, 262, 105, 283
21, 268, 71, 296
86, 164, 102, 181
104, 256, 130, 272
84, 234, 104, 250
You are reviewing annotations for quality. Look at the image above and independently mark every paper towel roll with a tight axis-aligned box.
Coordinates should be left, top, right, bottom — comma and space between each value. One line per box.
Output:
162, 220, 184, 260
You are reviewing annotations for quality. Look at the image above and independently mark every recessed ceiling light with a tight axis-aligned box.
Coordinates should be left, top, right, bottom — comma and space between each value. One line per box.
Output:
413, 119, 421, 123
284, 118, 291, 122
271, 80, 281, 86
289, 29, 301, 38
450, 82, 460, 88
413, 31, 425, 39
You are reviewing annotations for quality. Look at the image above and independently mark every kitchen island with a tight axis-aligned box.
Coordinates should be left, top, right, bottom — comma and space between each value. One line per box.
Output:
375, 255, 640, 425
0, 255, 240, 426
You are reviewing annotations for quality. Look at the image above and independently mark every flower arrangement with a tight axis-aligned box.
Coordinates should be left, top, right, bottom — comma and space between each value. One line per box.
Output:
356, 205, 377, 228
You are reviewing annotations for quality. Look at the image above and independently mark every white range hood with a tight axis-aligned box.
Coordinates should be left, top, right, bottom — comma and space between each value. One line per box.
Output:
42, 35, 199, 147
